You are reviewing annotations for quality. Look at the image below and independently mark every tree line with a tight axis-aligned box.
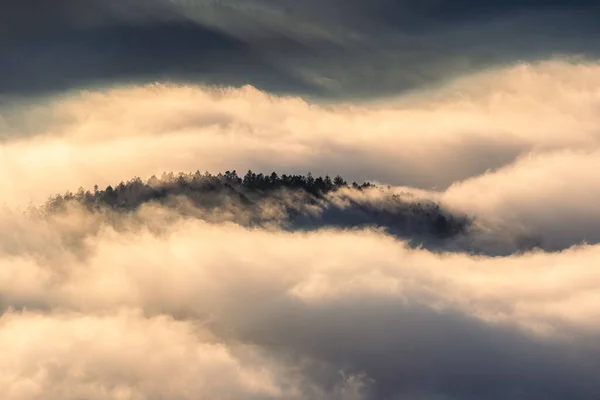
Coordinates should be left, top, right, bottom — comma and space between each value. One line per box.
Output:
41, 169, 470, 242
45, 170, 375, 212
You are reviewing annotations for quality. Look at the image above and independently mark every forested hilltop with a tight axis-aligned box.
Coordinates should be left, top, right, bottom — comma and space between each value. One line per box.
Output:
47, 170, 369, 209
43, 170, 469, 246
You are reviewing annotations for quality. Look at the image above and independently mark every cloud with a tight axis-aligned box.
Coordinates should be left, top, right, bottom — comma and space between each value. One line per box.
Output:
2, 207, 600, 399
0, 310, 367, 400
2, 61, 600, 249
0, 0, 300, 96
444, 149, 600, 249
2, 58, 600, 398
1, 0, 599, 97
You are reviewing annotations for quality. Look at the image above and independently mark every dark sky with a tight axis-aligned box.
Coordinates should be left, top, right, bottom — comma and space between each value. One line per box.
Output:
1, 0, 599, 98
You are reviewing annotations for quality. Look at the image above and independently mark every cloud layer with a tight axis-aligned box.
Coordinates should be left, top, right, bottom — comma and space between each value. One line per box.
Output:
3, 60, 600, 249
2, 0, 599, 97
2, 59, 600, 399
2, 206, 600, 399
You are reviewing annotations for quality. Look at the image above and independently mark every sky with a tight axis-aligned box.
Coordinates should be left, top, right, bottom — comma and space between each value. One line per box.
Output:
2, 0, 600, 98
2, 1, 600, 400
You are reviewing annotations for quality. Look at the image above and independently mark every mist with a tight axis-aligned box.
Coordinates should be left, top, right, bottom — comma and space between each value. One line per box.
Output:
2, 9, 600, 397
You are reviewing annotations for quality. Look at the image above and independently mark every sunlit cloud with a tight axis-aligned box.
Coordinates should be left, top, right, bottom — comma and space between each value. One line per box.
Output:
2, 51, 600, 399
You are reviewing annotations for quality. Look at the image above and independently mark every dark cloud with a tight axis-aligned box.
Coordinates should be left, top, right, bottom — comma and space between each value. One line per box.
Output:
2, 0, 599, 98
0, 0, 307, 96
228, 296, 600, 400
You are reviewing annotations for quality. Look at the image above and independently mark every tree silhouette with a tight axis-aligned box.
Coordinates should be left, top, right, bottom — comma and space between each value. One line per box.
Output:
41, 169, 469, 241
